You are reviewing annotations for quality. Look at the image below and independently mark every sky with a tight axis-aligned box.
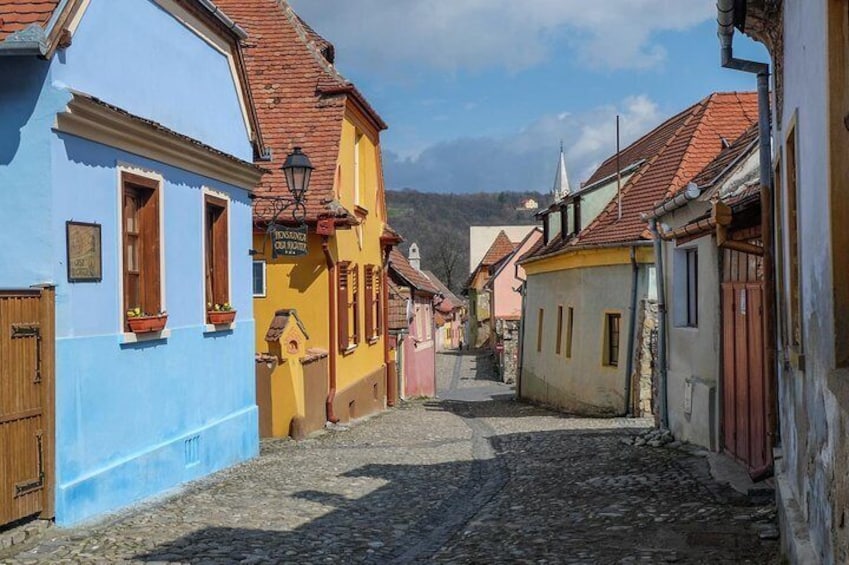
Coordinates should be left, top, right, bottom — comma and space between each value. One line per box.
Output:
288, 1, 769, 194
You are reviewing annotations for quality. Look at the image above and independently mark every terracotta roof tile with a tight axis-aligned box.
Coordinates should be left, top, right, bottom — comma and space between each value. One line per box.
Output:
215, 0, 385, 223
387, 278, 409, 331
422, 270, 462, 313
690, 123, 759, 190
0, 0, 59, 41
388, 248, 438, 295
481, 231, 516, 266
524, 92, 757, 260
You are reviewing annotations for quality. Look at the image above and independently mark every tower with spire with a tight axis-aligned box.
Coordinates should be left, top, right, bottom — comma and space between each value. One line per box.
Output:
552, 141, 571, 203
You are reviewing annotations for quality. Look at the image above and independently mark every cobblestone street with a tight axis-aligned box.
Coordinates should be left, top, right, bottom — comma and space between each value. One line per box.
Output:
2, 352, 779, 564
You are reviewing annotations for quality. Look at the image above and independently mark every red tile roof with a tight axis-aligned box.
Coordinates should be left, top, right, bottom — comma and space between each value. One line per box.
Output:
481, 231, 517, 266
388, 248, 438, 295
215, 0, 385, 223
525, 92, 757, 261
0, 0, 59, 41
422, 270, 462, 313
690, 122, 759, 190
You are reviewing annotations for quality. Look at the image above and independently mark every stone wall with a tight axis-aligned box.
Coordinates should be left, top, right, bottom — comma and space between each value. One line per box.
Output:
496, 319, 520, 384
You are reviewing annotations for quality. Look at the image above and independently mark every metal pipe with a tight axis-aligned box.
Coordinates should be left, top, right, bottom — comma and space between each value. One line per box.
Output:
321, 236, 340, 424
516, 281, 528, 399
648, 218, 669, 428
643, 182, 701, 221
624, 246, 639, 416
717, 0, 778, 454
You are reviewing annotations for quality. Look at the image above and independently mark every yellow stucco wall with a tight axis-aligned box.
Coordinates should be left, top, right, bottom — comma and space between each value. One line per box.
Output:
253, 105, 387, 420
523, 245, 655, 276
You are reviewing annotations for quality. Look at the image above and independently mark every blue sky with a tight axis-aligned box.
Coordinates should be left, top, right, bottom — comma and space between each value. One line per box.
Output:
288, 1, 769, 193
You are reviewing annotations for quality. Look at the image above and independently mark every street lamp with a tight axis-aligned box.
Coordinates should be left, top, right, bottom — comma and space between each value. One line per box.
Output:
282, 146, 313, 204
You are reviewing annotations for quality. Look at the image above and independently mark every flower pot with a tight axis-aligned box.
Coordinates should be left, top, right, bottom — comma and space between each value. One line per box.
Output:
127, 314, 168, 334
207, 310, 236, 325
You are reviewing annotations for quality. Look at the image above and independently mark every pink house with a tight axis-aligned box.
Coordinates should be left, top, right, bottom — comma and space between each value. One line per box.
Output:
423, 270, 466, 351
484, 228, 543, 382
388, 246, 438, 398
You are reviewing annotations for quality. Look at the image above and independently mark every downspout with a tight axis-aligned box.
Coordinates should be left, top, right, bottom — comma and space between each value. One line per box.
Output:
322, 236, 340, 423
648, 219, 669, 428
624, 246, 639, 416
516, 281, 527, 400
718, 0, 778, 465
641, 182, 700, 429
383, 252, 396, 407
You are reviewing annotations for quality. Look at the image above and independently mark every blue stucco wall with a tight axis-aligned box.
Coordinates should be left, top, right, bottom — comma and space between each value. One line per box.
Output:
51, 0, 252, 161
0, 0, 260, 526
51, 135, 258, 525
0, 58, 67, 287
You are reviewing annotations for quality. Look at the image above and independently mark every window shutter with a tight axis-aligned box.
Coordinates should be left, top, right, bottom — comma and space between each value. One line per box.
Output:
375, 267, 382, 336
351, 265, 360, 343
338, 262, 350, 351
364, 265, 374, 339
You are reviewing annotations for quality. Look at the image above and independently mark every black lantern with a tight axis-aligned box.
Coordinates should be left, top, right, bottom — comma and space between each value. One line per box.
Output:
282, 147, 313, 203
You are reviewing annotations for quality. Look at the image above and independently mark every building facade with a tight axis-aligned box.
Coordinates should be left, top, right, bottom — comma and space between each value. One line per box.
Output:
0, 0, 264, 525
217, 0, 393, 430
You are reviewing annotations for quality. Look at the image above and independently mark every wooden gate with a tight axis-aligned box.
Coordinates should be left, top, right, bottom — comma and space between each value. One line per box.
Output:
721, 239, 772, 476
0, 289, 54, 527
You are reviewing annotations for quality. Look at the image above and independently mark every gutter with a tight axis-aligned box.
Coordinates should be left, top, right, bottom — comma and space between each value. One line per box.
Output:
197, 0, 249, 40
321, 236, 340, 423
624, 246, 639, 416
648, 218, 669, 428
643, 183, 701, 222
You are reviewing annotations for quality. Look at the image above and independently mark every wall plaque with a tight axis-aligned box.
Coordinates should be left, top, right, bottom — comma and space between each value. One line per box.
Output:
66, 221, 102, 282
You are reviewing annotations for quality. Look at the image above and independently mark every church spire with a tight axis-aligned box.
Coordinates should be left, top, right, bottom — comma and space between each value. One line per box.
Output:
552, 141, 571, 203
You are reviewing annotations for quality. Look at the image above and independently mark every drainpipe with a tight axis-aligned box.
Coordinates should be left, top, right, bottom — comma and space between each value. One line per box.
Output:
322, 236, 340, 423
648, 218, 669, 428
717, 0, 778, 457
641, 183, 700, 428
382, 251, 396, 407
624, 246, 639, 417
516, 281, 527, 400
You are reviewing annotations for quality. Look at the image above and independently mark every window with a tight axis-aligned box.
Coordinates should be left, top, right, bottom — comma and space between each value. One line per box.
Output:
786, 123, 803, 353
673, 247, 698, 328
252, 260, 266, 297
354, 132, 362, 206
364, 265, 382, 342
205, 195, 229, 309
556, 305, 563, 355
337, 262, 360, 351
122, 172, 161, 328
536, 308, 544, 352
685, 249, 698, 327
604, 313, 621, 367
566, 306, 574, 358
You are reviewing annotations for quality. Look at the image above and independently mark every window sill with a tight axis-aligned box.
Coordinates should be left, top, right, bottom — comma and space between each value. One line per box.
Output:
205, 322, 236, 334
122, 329, 171, 344
368, 336, 380, 345
342, 344, 358, 356
355, 205, 369, 217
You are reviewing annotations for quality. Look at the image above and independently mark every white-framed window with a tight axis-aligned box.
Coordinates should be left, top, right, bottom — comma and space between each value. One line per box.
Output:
673, 247, 698, 328
252, 260, 266, 297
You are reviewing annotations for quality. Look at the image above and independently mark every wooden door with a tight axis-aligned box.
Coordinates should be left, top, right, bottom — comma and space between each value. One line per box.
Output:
0, 289, 54, 527
721, 247, 771, 475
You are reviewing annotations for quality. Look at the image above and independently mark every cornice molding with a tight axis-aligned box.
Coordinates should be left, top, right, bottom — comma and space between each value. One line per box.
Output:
55, 94, 264, 191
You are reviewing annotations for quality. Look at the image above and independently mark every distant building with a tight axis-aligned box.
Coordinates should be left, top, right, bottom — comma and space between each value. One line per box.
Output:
519, 92, 757, 418
518, 198, 540, 211
469, 226, 536, 273
423, 271, 466, 352
465, 231, 519, 348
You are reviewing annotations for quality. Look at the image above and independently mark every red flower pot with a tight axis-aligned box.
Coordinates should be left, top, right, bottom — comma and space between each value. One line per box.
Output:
207, 310, 236, 325
127, 314, 168, 334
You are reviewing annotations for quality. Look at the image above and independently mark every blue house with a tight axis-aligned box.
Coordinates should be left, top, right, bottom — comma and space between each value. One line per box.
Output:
0, 0, 265, 525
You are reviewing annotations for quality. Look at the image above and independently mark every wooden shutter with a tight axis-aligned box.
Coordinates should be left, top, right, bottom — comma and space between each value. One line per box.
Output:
122, 172, 160, 324
351, 265, 360, 344
338, 262, 350, 351
364, 265, 374, 340
374, 267, 382, 336
205, 195, 229, 307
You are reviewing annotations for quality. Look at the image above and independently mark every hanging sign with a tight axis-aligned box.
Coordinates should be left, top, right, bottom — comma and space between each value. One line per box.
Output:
271, 224, 308, 258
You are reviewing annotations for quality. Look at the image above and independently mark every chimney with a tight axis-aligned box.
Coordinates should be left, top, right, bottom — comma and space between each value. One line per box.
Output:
409, 242, 421, 270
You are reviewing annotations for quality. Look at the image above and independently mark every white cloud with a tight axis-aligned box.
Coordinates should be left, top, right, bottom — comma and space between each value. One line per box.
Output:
383, 95, 662, 193
288, 0, 714, 73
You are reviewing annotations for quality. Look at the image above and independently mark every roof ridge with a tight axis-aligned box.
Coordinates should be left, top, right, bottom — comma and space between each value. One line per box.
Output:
276, 0, 348, 88
573, 99, 707, 245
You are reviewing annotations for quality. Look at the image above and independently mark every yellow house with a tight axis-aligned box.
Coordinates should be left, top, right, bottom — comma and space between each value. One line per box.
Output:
220, 0, 394, 434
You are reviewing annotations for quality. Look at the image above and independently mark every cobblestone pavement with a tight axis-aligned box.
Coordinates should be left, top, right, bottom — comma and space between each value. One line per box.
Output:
3, 351, 779, 564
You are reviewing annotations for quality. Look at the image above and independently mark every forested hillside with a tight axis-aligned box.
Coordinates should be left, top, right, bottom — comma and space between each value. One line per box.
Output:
386, 189, 549, 293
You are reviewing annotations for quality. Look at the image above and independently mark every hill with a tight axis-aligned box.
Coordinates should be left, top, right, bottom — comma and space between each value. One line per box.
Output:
386, 189, 550, 293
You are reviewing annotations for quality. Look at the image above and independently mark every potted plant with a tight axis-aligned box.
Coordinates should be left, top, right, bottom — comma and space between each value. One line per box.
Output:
126, 307, 168, 333
207, 302, 236, 325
